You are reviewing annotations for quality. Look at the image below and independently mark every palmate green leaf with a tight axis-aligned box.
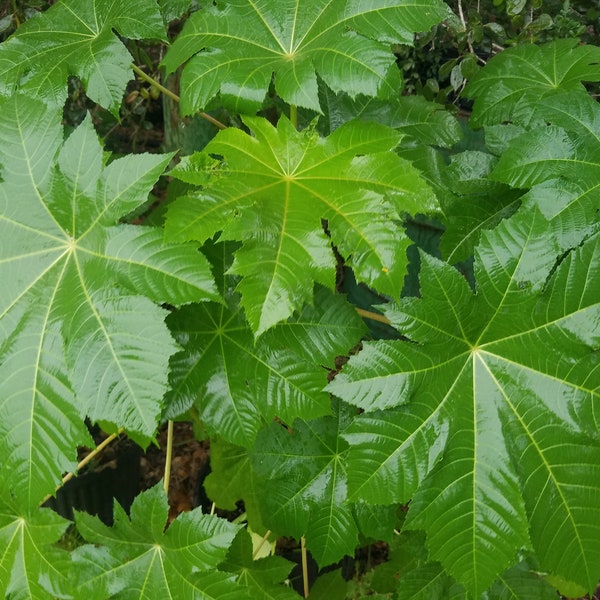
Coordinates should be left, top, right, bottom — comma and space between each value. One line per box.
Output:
0, 499, 71, 600
251, 401, 359, 567
328, 211, 600, 595
165, 284, 366, 447
438, 150, 522, 263
0, 96, 218, 506
68, 484, 248, 600
162, 0, 449, 114
0, 0, 166, 114
465, 39, 600, 127
165, 116, 437, 334
221, 530, 298, 600
318, 86, 463, 147
492, 92, 600, 251
203, 439, 269, 535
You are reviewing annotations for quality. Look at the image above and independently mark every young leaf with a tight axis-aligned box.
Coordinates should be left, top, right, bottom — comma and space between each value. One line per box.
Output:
0, 501, 71, 600
251, 402, 359, 567
0, 96, 218, 505
165, 116, 437, 334
0, 0, 166, 114
70, 484, 247, 599
162, 0, 449, 114
329, 212, 600, 594
466, 39, 600, 127
165, 285, 366, 446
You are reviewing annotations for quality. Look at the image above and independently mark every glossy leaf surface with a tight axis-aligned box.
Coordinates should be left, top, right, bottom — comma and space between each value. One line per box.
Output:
0, 0, 166, 114
163, 0, 449, 114
166, 285, 366, 446
466, 39, 600, 127
0, 500, 71, 599
70, 484, 246, 599
0, 96, 218, 506
492, 92, 600, 251
329, 212, 600, 595
165, 116, 437, 334
318, 88, 463, 147
251, 402, 359, 567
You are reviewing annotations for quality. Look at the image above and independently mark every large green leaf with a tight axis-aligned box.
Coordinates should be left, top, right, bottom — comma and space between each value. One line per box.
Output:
165, 285, 366, 447
0, 0, 166, 114
0, 96, 218, 506
251, 401, 360, 567
68, 484, 247, 599
165, 116, 437, 334
162, 0, 449, 114
492, 92, 600, 251
465, 39, 600, 127
318, 87, 463, 147
328, 211, 600, 595
0, 499, 71, 599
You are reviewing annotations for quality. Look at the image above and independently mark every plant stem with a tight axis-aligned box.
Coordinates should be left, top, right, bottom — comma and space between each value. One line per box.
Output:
301, 536, 309, 598
130, 64, 227, 130
163, 420, 174, 496
252, 529, 272, 559
355, 307, 391, 325
289, 104, 298, 129
39, 429, 124, 506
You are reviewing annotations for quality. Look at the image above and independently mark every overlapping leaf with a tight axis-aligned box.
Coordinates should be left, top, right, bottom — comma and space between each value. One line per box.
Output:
0, 95, 218, 506
220, 530, 298, 600
466, 39, 600, 127
251, 402, 360, 567
318, 87, 463, 147
165, 116, 437, 334
165, 284, 366, 447
67, 484, 247, 599
492, 92, 600, 251
0, 498, 71, 599
162, 0, 449, 114
0, 0, 166, 114
328, 210, 600, 595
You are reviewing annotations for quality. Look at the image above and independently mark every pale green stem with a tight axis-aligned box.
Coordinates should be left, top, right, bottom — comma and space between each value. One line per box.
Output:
130, 64, 227, 130
163, 420, 174, 496
252, 530, 272, 559
301, 536, 309, 598
355, 307, 391, 325
289, 104, 298, 129
40, 429, 124, 506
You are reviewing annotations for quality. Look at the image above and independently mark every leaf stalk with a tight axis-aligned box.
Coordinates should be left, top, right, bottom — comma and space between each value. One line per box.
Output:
131, 64, 227, 130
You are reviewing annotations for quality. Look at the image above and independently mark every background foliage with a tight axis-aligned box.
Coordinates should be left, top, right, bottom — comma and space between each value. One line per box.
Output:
0, 0, 598, 598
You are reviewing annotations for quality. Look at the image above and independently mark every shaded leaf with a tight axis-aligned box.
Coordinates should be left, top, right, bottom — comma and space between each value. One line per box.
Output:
318, 86, 463, 147
166, 285, 366, 446
492, 92, 600, 251
221, 529, 298, 600
251, 402, 359, 567
203, 438, 269, 536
